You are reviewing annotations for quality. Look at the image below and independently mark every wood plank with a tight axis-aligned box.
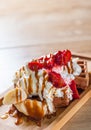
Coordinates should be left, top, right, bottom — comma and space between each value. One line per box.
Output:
61, 98, 91, 130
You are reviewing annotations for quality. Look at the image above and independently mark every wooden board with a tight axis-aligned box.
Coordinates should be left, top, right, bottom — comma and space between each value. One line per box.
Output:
0, 57, 91, 130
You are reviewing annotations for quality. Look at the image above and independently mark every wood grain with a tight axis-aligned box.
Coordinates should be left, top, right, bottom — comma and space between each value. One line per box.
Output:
61, 98, 91, 130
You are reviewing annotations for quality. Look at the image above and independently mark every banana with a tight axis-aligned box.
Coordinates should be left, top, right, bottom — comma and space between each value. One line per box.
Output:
3, 87, 27, 105
15, 99, 48, 120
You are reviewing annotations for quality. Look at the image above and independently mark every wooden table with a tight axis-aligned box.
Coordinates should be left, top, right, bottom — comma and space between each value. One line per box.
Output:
0, 0, 91, 129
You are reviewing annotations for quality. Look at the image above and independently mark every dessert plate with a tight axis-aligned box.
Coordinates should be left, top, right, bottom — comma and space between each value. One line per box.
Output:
0, 54, 91, 130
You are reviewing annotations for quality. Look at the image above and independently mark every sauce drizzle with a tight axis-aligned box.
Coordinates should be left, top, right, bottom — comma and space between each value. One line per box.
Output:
28, 75, 33, 94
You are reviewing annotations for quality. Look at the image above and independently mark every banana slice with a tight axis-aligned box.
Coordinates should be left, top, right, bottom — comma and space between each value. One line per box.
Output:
15, 99, 48, 120
3, 87, 27, 105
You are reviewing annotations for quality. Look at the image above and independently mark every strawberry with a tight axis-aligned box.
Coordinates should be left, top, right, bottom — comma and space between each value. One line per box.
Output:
38, 55, 54, 69
48, 71, 66, 88
28, 61, 43, 71
44, 56, 54, 69
70, 80, 80, 99
53, 50, 71, 65
53, 51, 63, 65
28, 50, 72, 71
63, 50, 72, 65
37, 56, 44, 63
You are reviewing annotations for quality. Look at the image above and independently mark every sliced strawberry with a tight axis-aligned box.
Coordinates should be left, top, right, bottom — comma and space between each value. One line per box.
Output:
28, 50, 72, 71
44, 56, 54, 69
48, 71, 66, 88
53, 51, 63, 65
28, 61, 43, 71
53, 50, 71, 65
38, 55, 54, 69
37, 56, 44, 63
63, 50, 71, 65
70, 80, 80, 99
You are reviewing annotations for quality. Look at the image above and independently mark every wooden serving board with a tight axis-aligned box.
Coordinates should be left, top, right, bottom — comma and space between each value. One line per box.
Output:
0, 56, 91, 130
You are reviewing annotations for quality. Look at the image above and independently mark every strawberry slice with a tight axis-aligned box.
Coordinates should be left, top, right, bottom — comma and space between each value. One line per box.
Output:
28, 61, 43, 71
70, 80, 80, 99
48, 71, 66, 88
63, 50, 72, 65
44, 56, 54, 69
53, 50, 71, 65
38, 55, 54, 69
28, 50, 72, 71
53, 51, 63, 65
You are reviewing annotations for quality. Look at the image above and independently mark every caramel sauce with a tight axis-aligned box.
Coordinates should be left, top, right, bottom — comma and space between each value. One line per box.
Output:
41, 71, 47, 96
8, 105, 23, 125
46, 114, 52, 119
20, 67, 25, 78
8, 105, 16, 115
0, 97, 3, 106
24, 78, 28, 95
28, 75, 33, 94
20, 88, 22, 102
65, 59, 74, 74
62, 87, 67, 100
12, 111, 18, 118
24, 99, 44, 120
15, 112, 23, 125
16, 88, 18, 103
70, 60, 74, 73
35, 71, 39, 93
15, 87, 22, 103
14, 83, 17, 88
66, 64, 70, 74
0, 114, 8, 119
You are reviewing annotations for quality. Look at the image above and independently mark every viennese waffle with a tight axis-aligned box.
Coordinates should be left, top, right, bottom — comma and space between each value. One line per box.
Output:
75, 60, 89, 90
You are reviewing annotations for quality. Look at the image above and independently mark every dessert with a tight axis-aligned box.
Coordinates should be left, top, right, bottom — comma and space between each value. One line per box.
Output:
0, 50, 89, 126
75, 60, 89, 89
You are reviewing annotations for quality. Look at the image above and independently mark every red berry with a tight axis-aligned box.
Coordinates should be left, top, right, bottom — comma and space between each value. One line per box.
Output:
53, 51, 63, 65
48, 71, 66, 88
28, 61, 43, 71
63, 50, 71, 65
44, 56, 54, 69
53, 50, 71, 65
38, 55, 54, 69
70, 80, 80, 99
37, 56, 44, 63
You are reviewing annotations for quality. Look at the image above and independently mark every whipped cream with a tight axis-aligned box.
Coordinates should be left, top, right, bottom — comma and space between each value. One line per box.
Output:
54, 85, 73, 100
52, 58, 82, 85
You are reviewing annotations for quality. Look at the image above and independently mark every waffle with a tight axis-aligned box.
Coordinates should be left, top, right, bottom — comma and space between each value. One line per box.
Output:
53, 86, 72, 108
53, 97, 70, 107
75, 60, 89, 89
